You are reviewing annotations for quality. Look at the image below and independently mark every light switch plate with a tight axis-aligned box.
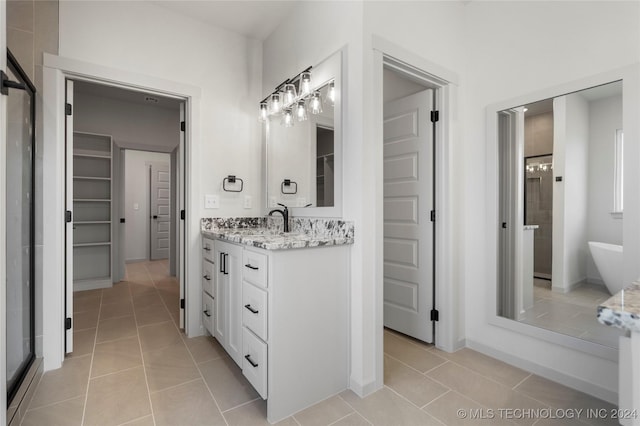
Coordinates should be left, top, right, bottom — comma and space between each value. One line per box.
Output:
243, 195, 252, 209
205, 194, 220, 209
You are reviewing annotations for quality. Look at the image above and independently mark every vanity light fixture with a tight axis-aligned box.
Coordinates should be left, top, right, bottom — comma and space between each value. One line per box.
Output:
282, 108, 294, 127
299, 72, 312, 95
295, 100, 308, 121
309, 91, 323, 115
269, 93, 282, 114
283, 84, 297, 105
258, 102, 268, 122
326, 81, 336, 106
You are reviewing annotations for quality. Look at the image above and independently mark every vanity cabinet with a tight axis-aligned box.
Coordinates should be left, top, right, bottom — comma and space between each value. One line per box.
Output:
213, 240, 243, 367
202, 236, 349, 424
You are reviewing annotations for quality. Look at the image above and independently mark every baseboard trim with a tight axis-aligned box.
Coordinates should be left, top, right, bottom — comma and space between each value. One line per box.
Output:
349, 376, 380, 398
466, 339, 618, 404
126, 258, 148, 264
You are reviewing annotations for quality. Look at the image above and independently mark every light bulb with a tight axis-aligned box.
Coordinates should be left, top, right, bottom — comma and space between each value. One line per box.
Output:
295, 100, 308, 121
300, 72, 312, 95
283, 83, 297, 105
270, 93, 281, 114
326, 81, 336, 106
258, 102, 268, 122
282, 108, 294, 127
309, 91, 323, 115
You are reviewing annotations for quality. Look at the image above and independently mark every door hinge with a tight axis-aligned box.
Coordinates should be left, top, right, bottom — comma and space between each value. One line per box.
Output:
65, 210, 72, 223
65, 103, 72, 116
180, 121, 185, 132
120, 218, 126, 223
65, 317, 72, 330
180, 210, 185, 220
430, 210, 436, 222
430, 309, 439, 322
502, 222, 507, 229
1, 70, 26, 96
430, 110, 439, 123
180, 298, 185, 309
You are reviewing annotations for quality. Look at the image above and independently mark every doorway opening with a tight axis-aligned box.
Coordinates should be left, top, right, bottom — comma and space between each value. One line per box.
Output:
65, 80, 186, 354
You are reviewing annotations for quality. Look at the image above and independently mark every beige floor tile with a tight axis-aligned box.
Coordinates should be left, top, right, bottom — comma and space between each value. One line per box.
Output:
74, 309, 99, 331
132, 292, 164, 309
223, 399, 298, 426
138, 321, 183, 352
143, 342, 200, 392
74, 292, 102, 313
339, 387, 442, 425
84, 367, 151, 426
432, 348, 530, 388
150, 379, 225, 426
384, 330, 447, 373
198, 355, 259, 412
184, 335, 226, 364
119, 415, 155, 426
91, 335, 143, 378
101, 282, 132, 304
96, 315, 137, 343
29, 355, 91, 409
331, 412, 373, 426
383, 355, 449, 407
129, 282, 157, 297
294, 395, 354, 426
424, 390, 515, 426
135, 302, 172, 326
100, 300, 134, 321
127, 276, 155, 287
427, 362, 545, 426
68, 327, 96, 358
514, 375, 617, 426
21, 396, 84, 426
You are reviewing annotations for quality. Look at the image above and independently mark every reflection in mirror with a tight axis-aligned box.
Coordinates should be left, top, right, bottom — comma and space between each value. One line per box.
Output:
498, 81, 626, 347
266, 82, 335, 208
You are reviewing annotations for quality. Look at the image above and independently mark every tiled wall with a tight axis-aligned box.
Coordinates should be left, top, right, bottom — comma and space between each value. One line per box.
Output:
7, 0, 59, 357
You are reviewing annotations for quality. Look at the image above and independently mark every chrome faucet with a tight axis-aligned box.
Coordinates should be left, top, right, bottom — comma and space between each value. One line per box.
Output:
268, 203, 289, 233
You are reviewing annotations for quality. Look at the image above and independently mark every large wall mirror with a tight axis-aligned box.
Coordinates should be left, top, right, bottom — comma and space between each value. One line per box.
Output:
497, 80, 628, 349
264, 50, 342, 217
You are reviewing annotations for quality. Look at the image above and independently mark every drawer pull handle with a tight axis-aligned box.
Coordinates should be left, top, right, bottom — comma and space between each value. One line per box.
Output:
203, 309, 211, 317
244, 354, 259, 368
203, 247, 211, 252
244, 304, 259, 314
203, 275, 211, 281
244, 264, 259, 270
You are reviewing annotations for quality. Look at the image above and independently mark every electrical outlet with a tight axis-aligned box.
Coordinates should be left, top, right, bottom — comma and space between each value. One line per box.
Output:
243, 195, 252, 209
205, 194, 220, 209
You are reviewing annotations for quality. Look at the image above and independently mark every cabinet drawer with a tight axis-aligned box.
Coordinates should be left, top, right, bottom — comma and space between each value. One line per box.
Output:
242, 327, 267, 399
202, 291, 214, 336
242, 281, 268, 341
242, 250, 268, 288
202, 259, 215, 297
202, 237, 215, 263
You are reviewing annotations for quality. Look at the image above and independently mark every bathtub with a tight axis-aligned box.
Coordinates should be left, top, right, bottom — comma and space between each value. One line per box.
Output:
588, 241, 623, 295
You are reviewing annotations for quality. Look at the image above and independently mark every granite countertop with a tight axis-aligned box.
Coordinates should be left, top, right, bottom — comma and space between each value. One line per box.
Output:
202, 228, 354, 250
597, 282, 640, 333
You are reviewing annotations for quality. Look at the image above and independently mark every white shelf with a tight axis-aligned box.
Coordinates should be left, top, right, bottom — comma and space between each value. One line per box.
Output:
73, 242, 111, 248
73, 176, 111, 181
74, 221, 111, 225
73, 198, 111, 203
73, 153, 111, 160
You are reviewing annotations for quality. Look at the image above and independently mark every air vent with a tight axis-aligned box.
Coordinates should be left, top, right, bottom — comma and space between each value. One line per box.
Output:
144, 96, 159, 103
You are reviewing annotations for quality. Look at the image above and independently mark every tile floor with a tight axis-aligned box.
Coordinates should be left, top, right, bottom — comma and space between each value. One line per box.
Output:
21, 261, 617, 425
519, 279, 625, 347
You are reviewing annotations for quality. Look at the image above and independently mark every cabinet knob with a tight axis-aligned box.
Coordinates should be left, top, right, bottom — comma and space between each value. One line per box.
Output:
203, 309, 211, 317
203, 247, 211, 252
244, 304, 259, 314
244, 354, 259, 368
244, 264, 259, 271
203, 275, 211, 281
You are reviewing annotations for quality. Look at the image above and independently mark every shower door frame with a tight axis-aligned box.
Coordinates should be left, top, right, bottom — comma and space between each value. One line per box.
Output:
4, 48, 36, 407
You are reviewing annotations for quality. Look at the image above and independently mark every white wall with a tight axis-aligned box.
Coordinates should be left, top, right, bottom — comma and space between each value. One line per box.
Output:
124, 150, 170, 262
466, 1, 639, 399
587, 94, 624, 284
59, 0, 263, 217
74, 92, 179, 151
552, 94, 589, 292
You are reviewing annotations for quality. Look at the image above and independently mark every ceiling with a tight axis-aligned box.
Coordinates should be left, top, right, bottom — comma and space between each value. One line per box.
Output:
148, 0, 298, 40
74, 80, 183, 110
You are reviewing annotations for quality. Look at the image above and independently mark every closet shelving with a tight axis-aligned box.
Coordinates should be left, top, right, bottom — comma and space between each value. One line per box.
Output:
72, 132, 113, 290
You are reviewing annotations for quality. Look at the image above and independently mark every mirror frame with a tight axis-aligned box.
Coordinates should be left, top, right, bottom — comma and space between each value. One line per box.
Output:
486, 64, 640, 361
264, 48, 344, 218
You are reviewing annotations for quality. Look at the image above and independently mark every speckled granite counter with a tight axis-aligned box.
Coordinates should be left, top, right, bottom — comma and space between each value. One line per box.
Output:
201, 217, 354, 250
597, 282, 640, 333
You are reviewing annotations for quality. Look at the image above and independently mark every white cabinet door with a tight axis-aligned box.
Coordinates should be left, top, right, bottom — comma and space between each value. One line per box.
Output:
213, 240, 243, 367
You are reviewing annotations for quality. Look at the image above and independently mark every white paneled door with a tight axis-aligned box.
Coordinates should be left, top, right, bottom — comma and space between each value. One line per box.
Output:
383, 89, 434, 343
150, 162, 170, 260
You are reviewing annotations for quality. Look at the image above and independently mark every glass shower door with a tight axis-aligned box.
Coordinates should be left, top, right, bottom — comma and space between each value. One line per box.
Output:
4, 50, 36, 405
